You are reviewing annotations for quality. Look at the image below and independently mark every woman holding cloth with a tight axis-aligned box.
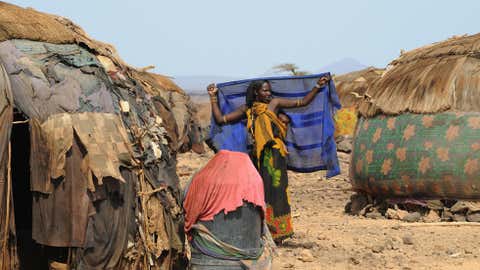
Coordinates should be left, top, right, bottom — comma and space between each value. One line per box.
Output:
207, 75, 330, 243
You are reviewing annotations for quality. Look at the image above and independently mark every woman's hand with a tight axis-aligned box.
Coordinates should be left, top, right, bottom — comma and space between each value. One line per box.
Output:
316, 75, 330, 88
207, 83, 218, 97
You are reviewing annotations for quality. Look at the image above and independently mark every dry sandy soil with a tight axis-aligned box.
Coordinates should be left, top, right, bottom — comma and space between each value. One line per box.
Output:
177, 150, 480, 270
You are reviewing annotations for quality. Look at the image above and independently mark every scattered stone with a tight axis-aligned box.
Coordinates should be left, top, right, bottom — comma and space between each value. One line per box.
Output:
348, 194, 369, 215
453, 214, 467, 222
282, 262, 295, 268
402, 212, 422, 222
349, 257, 360, 265
300, 241, 318, 249
317, 235, 327, 241
446, 248, 463, 258
402, 235, 414, 245
391, 224, 401, 230
450, 252, 462, 258
384, 239, 398, 250
293, 231, 307, 239
423, 210, 441, 222
386, 208, 408, 220
441, 209, 454, 221
451, 201, 480, 213
336, 136, 353, 153
372, 244, 385, 253
426, 200, 444, 210
365, 211, 384, 219
337, 140, 352, 153
446, 248, 457, 255
467, 212, 480, 222
298, 249, 315, 262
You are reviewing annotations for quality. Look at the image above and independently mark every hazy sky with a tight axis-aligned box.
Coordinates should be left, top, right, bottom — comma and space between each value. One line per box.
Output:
7, 0, 480, 77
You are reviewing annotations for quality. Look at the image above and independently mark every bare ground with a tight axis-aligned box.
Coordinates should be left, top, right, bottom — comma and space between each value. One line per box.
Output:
178, 149, 480, 270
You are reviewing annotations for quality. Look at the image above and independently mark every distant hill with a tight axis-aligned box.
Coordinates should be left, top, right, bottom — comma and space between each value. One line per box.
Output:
173, 75, 244, 94
318, 57, 367, 75
174, 58, 367, 93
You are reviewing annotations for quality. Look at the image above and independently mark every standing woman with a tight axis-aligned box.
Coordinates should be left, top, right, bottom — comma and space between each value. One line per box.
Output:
207, 76, 330, 242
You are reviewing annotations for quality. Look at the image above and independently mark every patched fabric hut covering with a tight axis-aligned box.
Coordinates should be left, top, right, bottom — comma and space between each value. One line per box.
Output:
351, 33, 480, 199
0, 1, 197, 269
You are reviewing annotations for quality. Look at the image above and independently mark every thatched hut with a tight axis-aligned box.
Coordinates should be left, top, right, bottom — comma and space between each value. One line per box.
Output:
332, 67, 383, 151
351, 33, 480, 202
0, 2, 199, 269
334, 67, 384, 109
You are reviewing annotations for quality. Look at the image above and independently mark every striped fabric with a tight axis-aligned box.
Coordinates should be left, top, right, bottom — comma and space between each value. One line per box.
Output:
209, 73, 341, 177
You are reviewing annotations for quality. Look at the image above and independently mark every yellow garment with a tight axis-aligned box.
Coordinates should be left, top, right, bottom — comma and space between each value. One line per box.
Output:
246, 102, 288, 163
334, 106, 358, 137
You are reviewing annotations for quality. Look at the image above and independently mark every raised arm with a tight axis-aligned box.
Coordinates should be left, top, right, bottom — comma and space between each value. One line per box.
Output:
207, 83, 247, 125
268, 75, 330, 112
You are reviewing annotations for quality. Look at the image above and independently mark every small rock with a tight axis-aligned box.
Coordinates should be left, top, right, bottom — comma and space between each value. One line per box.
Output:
348, 193, 369, 215
349, 257, 360, 265
384, 239, 398, 250
426, 200, 444, 210
453, 214, 467, 222
317, 235, 327, 241
391, 224, 401, 230
402, 235, 414, 245
423, 210, 441, 222
446, 247, 458, 255
298, 249, 315, 262
294, 231, 307, 239
336, 136, 353, 153
300, 241, 318, 249
365, 211, 384, 219
467, 212, 480, 222
402, 212, 422, 222
372, 244, 385, 253
451, 201, 480, 213
442, 209, 454, 221
386, 208, 408, 220
282, 262, 295, 268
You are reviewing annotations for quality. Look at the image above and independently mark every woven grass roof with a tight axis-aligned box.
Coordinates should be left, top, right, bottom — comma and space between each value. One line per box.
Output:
334, 67, 384, 107
359, 33, 480, 117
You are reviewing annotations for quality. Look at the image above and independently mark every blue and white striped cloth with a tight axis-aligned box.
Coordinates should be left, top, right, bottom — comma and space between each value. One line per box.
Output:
209, 73, 341, 178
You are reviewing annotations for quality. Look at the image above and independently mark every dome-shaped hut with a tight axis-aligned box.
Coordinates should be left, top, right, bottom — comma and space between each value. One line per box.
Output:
351, 33, 480, 202
0, 2, 199, 269
332, 67, 383, 150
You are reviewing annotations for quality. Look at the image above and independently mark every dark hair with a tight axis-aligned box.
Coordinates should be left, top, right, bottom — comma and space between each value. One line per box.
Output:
245, 80, 270, 108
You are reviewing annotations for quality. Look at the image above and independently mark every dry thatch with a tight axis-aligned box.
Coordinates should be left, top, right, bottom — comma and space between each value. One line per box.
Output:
333, 67, 384, 107
0, 1, 126, 67
359, 33, 480, 117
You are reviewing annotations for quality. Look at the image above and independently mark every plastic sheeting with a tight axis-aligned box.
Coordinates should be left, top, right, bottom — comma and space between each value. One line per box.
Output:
351, 112, 480, 199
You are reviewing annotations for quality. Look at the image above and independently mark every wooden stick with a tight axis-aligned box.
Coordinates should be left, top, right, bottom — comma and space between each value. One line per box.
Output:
12, 119, 29, 125
2, 143, 11, 267
398, 222, 480, 228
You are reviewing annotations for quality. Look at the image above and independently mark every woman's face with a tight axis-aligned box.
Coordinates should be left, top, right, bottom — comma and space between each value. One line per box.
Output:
256, 82, 272, 103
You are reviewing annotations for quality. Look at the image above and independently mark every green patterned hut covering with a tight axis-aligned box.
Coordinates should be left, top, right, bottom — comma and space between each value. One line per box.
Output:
351, 112, 480, 199
350, 33, 480, 199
